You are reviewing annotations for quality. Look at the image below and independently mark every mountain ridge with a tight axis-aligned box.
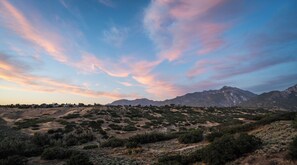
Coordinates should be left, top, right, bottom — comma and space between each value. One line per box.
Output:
109, 86, 257, 107
109, 84, 297, 111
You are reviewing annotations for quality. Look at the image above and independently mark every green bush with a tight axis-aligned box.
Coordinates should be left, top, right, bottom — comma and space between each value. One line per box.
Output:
222, 112, 296, 134
41, 147, 72, 160
100, 138, 126, 148
128, 132, 175, 144
205, 131, 224, 142
66, 152, 93, 165
47, 128, 63, 134
108, 124, 122, 130
122, 125, 137, 131
83, 144, 98, 150
64, 131, 95, 146
203, 135, 238, 165
292, 117, 297, 129
125, 141, 140, 149
202, 134, 261, 165
178, 129, 203, 144
158, 133, 262, 165
0, 155, 27, 165
62, 114, 80, 119
0, 138, 41, 159
235, 133, 262, 155
288, 136, 297, 159
158, 154, 185, 165
15, 118, 54, 129
32, 133, 50, 147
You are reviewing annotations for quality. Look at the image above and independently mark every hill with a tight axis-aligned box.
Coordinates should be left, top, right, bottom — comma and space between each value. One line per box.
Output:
241, 84, 297, 111
109, 86, 257, 107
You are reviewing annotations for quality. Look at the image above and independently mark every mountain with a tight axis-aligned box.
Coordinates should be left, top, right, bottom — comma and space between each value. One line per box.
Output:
109, 86, 257, 107
109, 98, 160, 106
162, 86, 257, 107
241, 84, 297, 110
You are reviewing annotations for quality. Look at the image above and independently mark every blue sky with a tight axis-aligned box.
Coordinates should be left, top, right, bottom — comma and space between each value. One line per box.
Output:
0, 0, 297, 104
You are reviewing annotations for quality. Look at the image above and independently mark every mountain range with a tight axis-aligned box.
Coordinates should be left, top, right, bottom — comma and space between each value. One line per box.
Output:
109, 84, 297, 111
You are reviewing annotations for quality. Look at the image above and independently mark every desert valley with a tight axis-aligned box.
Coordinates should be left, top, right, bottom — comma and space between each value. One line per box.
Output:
0, 85, 297, 164
1, 0, 297, 164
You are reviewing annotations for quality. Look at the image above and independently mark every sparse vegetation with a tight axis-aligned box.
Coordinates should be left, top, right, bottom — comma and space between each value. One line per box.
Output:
62, 113, 81, 119
100, 138, 126, 148
41, 147, 72, 160
122, 124, 137, 131
108, 123, 122, 130
178, 129, 203, 144
0, 155, 27, 165
158, 133, 262, 165
83, 144, 98, 150
288, 136, 297, 160
66, 152, 93, 165
128, 132, 175, 145
0, 105, 295, 164
206, 131, 224, 142
292, 116, 297, 129
15, 118, 54, 129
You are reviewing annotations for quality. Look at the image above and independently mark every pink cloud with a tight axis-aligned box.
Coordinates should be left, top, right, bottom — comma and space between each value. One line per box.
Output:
144, 0, 227, 61
0, 53, 136, 99
0, 0, 68, 63
132, 74, 181, 99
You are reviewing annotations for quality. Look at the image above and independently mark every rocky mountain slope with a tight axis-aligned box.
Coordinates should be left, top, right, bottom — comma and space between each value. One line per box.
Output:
110, 84, 297, 110
108, 98, 160, 106
241, 84, 297, 111
109, 86, 257, 107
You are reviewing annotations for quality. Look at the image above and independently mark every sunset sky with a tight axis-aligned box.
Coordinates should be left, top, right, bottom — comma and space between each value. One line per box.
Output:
0, 0, 297, 104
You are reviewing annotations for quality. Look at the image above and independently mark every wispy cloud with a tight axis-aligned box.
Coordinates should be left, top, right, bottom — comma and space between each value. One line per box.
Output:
247, 73, 297, 93
0, 53, 135, 99
0, 0, 68, 63
144, 0, 228, 61
98, 0, 115, 8
102, 26, 128, 47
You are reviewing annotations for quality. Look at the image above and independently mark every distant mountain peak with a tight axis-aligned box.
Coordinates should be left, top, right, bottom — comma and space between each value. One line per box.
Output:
285, 84, 297, 93
241, 84, 297, 111
110, 84, 297, 110
220, 86, 237, 90
110, 85, 257, 107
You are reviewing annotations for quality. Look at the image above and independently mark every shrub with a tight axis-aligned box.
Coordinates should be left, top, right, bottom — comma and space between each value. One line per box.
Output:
108, 124, 122, 130
128, 132, 175, 144
100, 138, 126, 148
41, 147, 72, 160
15, 118, 54, 129
47, 128, 63, 134
0, 155, 27, 165
66, 152, 93, 165
222, 112, 296, 134
62, 113, 80, 119
32, 133, 50, 147
125, 141, 140, 149
0, 138, 41, 159
158, 154, 185, 165
64, 131, 95, 146
157, 133, 262, 165
206, 131, 224, 142
178, 129, 203, 144
288, 136, 297, 159
202, 134, 261, 165
83, 144, 98, 150
203, 135, 238, 165
293, 117, 297, 129
235, 133, 262, 155
122, 125, 137, 131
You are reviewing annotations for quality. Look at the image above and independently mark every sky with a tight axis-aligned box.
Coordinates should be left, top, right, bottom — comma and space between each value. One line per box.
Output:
0, 0, 297, 104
